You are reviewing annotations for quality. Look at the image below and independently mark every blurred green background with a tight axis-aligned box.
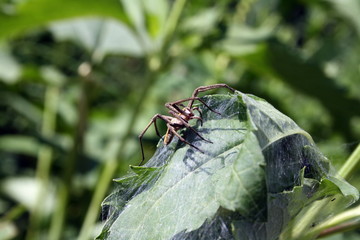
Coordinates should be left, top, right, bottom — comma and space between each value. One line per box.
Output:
0, 0, 359, 239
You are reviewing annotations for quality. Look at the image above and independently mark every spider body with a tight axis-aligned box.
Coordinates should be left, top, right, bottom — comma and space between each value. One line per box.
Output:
163, 118, 183, 145
139, 84, 236, 165
163, 106, 200, 144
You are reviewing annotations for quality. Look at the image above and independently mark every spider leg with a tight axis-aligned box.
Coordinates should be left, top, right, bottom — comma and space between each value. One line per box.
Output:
168, 109, 212, 143
167, 124, 205, 154
138, 114, 172, 165
166, 97, 221, 115
192, 107, 203, 125
192, 106, 202, 116
187, 84, 236, 108
192, 116, 203, 126
178, 103, 186, 108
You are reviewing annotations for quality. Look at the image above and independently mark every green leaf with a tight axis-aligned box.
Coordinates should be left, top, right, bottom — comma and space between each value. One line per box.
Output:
102, 94, 258, 240
1, 92, 42, 125
99, 165, 166, 239
182, 8, 221, 35
278, 176, 359, 240
241, 93, 313, 149
0, 0, 129, 40
213, 131, 266, 216
113, 165, 164, 190
1, 177, 54, 213
0, 44, 22, 83
143, 0, 168, 38
220, 23, 275, 56
120, 0, 144, 31
145, 12, 161, 38
50, 18, 144, 60
0, 135, 40, 156
120, 0, 167, 49
98, 92, 359, 240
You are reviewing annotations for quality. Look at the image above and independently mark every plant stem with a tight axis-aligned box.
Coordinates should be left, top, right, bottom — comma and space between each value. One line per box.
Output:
0, 205, 26, 222
77, 155, 118, 240
317, 221, 360, 238
49, 76, 89, 240
164, 0, 187, 42
338, 143, 360, 179
282, 198, 333, 240
48, 181, 69, 240
26, 86, 59, 240
315, 204, 360, 238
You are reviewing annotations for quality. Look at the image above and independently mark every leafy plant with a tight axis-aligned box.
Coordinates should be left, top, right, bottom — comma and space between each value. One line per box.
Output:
98, 92, 359, 240
1, 0, 360, 239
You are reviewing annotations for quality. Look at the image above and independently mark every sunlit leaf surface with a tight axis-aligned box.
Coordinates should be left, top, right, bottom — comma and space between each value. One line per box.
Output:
98, 92, 359, 240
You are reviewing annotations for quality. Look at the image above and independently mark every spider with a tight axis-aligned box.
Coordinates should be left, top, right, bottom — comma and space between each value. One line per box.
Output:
138, 84, 236, 165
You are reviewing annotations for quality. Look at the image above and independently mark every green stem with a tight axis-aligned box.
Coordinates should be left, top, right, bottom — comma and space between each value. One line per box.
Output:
77, 156, 118, 240
338, 143, 360, 179
317, 220, 360, 238
286, 199, 332, 240
314, 204, 360, 238
26, 86, 59, 240
0, 205, 26, 222
164, 0, 187, 41
48, 182, 69, 240
49, 76, 89, 240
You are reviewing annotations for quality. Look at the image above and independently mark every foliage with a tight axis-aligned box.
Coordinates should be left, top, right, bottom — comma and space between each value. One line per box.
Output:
98, 93, 358, 240
0, 0, 360, 239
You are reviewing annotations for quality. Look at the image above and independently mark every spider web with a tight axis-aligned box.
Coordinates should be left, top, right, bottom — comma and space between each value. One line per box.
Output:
97, 92, 359, 240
